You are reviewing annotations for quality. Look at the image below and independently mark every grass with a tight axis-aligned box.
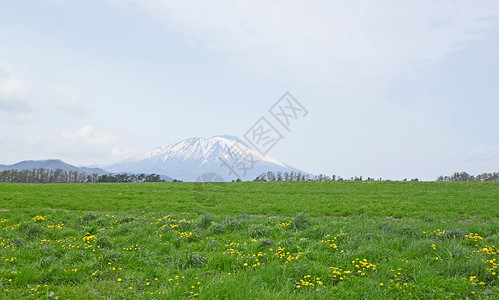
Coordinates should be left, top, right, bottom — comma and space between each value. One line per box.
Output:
0, 181, 498, 219
0, 181, 498, 298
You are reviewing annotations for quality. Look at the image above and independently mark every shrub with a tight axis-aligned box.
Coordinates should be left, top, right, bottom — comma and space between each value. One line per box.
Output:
21, 223, 45, 239
83, 213, 97, 222
172, 251, 207, 269
223, 217, 243, 231
96, 235, 113, 249
258, 238, 273, 250
292, 212, 310, 231
442, 229, 467, 239
249, 224, 268, 238
399, 225, 417, 237
210, 223, 226, 235
199, 212, 215, 229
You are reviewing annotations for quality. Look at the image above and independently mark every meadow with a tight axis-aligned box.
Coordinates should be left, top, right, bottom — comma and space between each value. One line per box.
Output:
0, 181, 497, 299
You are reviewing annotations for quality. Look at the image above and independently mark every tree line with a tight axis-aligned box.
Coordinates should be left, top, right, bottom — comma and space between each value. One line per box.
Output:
254, 171, 499, 182
436, 172, 499, 182
2, 168, 497, 183
254, 171, 309, 182
0, 169, 166, 183
252, 171, 416, 182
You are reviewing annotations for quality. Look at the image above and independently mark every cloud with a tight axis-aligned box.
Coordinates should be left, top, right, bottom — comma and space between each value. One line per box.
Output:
0, 126, 138, 166
0, 71, 30, 99
14, 113, 33, 123
24, 132, 44, 145
50, 85, 85, 113
61, 125, 120, 146
467, 145, 499, 162
107, 0, 499, 89
0, 69, 31, 112
111, 145, 136, 157
60, 125, 136, 158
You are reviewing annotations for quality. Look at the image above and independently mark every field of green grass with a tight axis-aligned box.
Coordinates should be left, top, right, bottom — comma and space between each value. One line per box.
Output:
0, 182, 498, 299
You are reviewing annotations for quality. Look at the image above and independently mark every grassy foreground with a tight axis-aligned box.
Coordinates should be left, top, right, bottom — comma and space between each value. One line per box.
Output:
1, 181, 498, 219
0, 182, 498, 299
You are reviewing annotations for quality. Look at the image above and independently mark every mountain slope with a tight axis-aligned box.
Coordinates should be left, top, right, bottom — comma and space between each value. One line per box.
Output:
105, 135, 308, 181
0, 159, 108, 175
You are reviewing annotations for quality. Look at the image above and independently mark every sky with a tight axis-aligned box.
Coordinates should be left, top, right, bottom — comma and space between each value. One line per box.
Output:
1, 0, 498, 181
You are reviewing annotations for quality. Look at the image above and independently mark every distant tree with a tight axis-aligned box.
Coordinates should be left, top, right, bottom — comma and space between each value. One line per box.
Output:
283, 172, 289, 181
437, 172, 498, 182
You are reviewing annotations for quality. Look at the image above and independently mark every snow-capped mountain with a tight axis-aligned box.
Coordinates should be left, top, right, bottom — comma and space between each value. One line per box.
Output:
105, 135, 307, 182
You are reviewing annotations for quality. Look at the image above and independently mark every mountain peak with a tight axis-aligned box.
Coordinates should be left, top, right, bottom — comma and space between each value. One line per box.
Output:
106, 135, 306, 181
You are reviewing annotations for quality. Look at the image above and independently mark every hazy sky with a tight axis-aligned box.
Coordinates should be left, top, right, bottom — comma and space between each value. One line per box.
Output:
1, 0, 498, 180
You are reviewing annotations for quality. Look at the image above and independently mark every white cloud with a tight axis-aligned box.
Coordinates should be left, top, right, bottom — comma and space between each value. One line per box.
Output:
50, 85, 85, 113
15, 113, 33, 123
61, 125, 120, 146
0, 72, 30, 99
24, 133, 44, 145
107, 0, 499, 89
111, 145, 136, 157
0, 127, 138, 166
0, 69, 31, 112
51, 85, 80, 106
60, 125, 137, 158
467, 145, 499, 162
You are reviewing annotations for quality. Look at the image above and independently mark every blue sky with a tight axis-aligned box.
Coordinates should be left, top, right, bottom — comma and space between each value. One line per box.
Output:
1, 0, 498, 180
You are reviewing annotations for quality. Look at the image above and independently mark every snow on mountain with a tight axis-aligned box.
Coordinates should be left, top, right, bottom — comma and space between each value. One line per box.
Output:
105, 135, 307, 182
0, 159, 108, 175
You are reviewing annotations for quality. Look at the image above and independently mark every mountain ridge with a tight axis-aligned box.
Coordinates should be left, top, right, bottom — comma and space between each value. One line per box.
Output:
0, 159, 108, 175
1, 136, 310, 182
105, 135, 308, 181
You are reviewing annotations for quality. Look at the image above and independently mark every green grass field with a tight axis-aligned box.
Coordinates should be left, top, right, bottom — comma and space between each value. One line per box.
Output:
0, 182, 498, 299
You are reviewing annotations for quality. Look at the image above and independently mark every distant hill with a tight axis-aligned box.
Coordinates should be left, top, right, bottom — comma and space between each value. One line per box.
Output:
0, 159, 108, 175
105, 135, 310, 182
1, 135, 311, 182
